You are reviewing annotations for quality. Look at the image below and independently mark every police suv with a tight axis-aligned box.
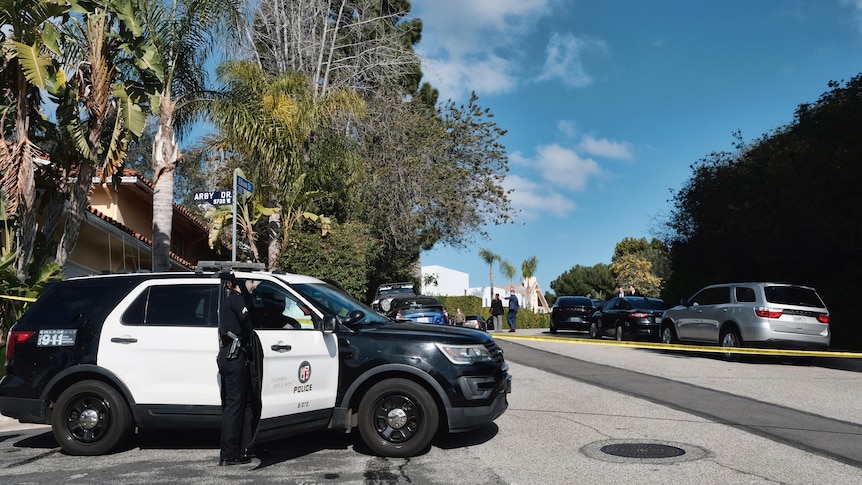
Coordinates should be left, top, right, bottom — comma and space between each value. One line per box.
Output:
0, 265, 510, 457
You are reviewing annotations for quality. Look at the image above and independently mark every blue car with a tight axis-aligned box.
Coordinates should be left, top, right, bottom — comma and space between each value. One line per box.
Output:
387, 295, 450, 325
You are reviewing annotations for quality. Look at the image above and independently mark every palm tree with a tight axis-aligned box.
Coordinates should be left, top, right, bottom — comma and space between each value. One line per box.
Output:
499, 260, 516, 290
0, 0, 68, 280
1, 0, 163, 277
478, 248, 499, 300
204, 60, 364, 267
521, 256, 538, 311
139, 0, 245, 271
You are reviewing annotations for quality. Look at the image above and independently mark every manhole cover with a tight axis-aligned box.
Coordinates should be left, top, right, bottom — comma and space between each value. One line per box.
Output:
600, 442, 686, 459
582, 439, 707, 464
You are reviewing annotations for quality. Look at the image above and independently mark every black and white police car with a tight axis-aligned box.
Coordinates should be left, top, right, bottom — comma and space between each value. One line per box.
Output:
0, 263, 510, 457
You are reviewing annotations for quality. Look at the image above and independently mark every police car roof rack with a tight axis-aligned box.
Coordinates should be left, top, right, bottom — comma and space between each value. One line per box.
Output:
195, 261, 266, 273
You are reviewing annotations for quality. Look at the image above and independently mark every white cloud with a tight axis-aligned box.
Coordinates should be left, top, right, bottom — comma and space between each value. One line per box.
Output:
503, 175, 576, 218
533, 143, 603, 191
534, 32, 608, 88
557, 120, 577, 138
841, 0, 862, 32
578, 135, 634, 160
422, 56, 517, 101
412, 0, 556, 100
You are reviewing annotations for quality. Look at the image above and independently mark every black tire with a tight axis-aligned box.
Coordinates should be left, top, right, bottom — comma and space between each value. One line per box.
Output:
615, 324, 625, 342
589, 321, 600, 339
357, 378, 439, 458
52, 380, 133, 456
720, 328, 742, 361
661, 324, 677, 345
549, 325, 557, 334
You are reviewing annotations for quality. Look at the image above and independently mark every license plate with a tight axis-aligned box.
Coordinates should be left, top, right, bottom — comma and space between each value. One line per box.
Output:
416, 317, 431, 323
569, 317, 582, 323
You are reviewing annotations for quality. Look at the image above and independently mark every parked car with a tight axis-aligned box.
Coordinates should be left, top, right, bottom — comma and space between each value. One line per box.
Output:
660, 282, 831, 350
386, 295, 450, 325
589, 296, 667, 341
462, 314, 490, 331
0, 265, 509, 457
371, 282, 419, 312
550, 296, 599, 334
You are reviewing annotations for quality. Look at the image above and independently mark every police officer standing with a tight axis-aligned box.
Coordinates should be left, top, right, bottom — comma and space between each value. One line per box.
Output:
217, 272, 255, 466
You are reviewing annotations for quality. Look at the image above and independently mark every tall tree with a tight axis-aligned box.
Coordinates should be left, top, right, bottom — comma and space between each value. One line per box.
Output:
1, 0, 163, 277
521, 255, 537, 310
202, 60, 364, 266
478, 248, 499, 296
139, 0, 245, 271
499, 260, 516, 290
0, 0, 68, 280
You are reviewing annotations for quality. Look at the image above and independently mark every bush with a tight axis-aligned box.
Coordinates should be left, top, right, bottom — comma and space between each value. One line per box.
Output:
438, 295, 550, 329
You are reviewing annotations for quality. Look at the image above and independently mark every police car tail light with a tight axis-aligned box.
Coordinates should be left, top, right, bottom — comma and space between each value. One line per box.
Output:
6, 330, 36, 362
816, 314, 830, 324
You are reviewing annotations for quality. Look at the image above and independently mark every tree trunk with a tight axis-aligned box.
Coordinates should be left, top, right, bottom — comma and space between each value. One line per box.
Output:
56, 161, 95, 268
152, 98, 179, 272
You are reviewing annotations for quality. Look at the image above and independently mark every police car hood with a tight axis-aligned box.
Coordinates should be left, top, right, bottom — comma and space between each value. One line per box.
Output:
357, 321, 494, 345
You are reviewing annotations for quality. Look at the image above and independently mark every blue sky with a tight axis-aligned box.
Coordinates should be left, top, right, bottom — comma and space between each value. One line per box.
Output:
411, 0, 862, 293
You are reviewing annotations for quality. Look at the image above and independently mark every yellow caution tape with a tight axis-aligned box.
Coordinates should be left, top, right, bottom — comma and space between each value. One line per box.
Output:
495, 333, 862, 359
0, 294, 37, 303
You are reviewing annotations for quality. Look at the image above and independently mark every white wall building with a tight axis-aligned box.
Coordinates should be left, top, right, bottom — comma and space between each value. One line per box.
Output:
421, 264, 516, 306
420, 265, 469, 296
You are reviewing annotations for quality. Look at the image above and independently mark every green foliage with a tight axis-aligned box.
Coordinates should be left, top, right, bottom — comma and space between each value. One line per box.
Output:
438, 296, 483, 317
609, 237, 669, 297
662, 76, 862, 349
550, 263, 615, 299
276, 219, 378, 302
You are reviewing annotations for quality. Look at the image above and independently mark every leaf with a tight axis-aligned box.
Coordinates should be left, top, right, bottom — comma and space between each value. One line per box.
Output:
113, 83, 147, 137
12, 41, 53, 90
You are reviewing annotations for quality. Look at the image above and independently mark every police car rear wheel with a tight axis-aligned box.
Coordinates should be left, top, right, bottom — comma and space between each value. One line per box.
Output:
52, 380, 133, 456
358, 378, 439, 457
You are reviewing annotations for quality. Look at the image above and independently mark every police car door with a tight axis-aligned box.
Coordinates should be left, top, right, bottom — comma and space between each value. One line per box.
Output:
242, 278, 338, 427
98, 279, 222, 408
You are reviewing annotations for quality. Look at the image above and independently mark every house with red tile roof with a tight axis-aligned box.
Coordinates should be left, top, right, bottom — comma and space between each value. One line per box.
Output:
64, 169, 225, 276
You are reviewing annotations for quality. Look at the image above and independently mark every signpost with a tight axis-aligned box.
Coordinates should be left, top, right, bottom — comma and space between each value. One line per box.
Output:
232, 170, 253, 262
192, 190, 232, 206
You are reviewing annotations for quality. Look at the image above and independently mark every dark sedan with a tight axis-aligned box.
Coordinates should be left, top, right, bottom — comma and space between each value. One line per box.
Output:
550, 296, 599, 334
589, 296, 666, 341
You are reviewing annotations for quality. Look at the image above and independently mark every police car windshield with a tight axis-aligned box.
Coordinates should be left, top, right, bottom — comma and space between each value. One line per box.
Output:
293, 282, 390, 324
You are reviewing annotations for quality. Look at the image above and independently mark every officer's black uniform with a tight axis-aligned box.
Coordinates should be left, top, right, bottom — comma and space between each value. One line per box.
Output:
217, 280, 255, 465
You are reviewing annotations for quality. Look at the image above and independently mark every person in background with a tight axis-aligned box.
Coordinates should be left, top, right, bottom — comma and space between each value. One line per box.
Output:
506, 289, 519, 332
490, 293, 504, 332
454, 308, 466, 325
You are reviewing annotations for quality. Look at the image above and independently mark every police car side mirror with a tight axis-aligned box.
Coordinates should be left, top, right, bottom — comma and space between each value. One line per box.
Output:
323, 315, 338, 332
344, 310, 365, 325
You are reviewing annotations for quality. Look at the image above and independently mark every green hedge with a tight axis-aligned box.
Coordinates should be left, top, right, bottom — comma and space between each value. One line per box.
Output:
438, 296, 550, 329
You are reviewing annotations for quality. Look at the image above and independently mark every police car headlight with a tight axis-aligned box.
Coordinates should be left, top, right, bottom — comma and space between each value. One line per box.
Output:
435, 343, 493, 365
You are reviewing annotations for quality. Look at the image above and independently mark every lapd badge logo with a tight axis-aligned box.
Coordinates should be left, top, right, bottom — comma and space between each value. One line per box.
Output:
294, 361, 312, 393
298, 361, 311, 383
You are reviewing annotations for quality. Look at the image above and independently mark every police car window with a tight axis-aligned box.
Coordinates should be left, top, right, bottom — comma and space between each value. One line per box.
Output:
243, 280, 316, 330
122, 285, 218, 327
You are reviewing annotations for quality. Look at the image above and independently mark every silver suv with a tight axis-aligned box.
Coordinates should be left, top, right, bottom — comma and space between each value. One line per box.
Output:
660, 282, 831, 350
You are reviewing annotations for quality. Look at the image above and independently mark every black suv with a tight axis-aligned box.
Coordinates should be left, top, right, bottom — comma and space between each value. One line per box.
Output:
0, 267, 510, 457
371, 282, 419, 312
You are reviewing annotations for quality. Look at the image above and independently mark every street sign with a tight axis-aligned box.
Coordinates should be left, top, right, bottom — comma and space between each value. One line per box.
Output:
193, 190, 233, 206
236, 175, 253, 194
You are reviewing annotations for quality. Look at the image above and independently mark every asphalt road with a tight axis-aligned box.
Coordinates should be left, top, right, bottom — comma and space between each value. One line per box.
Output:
2, 329, 861, 484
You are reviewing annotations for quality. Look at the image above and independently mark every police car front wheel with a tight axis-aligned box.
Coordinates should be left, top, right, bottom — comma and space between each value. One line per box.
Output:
52, 380, 134, 455
357, 378, 439, 458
